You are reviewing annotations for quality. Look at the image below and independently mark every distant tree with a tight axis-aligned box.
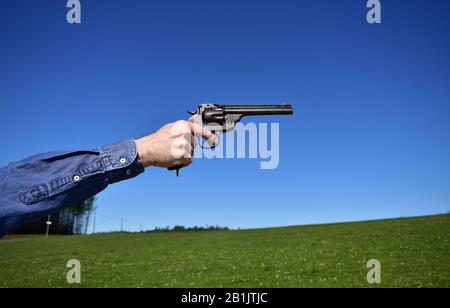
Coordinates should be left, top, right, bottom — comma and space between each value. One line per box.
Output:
173, 226, 186, 232
12, 197, 97, 235
145, 225, 230, 233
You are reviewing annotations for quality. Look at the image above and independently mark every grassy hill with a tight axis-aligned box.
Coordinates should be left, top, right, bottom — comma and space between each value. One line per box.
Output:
0, 214, 448, 288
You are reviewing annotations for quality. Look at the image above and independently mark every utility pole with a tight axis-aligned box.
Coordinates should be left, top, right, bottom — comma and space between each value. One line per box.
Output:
92, 211, 97, 235
45, 215, 52, 239
121, 218, 124, 233
140, 224, 143, 233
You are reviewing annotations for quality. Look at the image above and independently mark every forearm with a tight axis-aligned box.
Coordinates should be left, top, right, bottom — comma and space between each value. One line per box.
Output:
0, 139, 144, 237
0, 120, 213, 237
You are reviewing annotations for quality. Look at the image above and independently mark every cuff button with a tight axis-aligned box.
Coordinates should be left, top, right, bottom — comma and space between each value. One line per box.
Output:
126, 169, 132, 176
73, 175, 81, 182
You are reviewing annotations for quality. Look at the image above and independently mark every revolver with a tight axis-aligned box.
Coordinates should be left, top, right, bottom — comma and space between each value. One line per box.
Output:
168, 103, 294, 176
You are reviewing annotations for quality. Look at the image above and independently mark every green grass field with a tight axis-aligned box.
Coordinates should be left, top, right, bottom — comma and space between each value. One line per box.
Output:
0, 214, 449, 288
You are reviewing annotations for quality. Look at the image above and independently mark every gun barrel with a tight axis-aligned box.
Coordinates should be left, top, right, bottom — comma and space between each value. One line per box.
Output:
219, 104, 294, 116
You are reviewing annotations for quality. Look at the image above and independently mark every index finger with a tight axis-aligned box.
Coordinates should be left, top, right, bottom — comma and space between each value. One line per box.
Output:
187, 121, 219, 145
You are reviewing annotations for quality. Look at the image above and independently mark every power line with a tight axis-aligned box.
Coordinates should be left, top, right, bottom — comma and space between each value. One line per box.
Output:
94, 210, 147, 232
96, 211, 122, 221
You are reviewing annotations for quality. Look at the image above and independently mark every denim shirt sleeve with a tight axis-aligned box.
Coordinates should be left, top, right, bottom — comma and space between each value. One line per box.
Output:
0, 139, 145, 237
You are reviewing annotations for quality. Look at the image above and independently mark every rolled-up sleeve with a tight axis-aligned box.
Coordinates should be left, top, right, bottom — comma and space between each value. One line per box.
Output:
0, 139, 145, 237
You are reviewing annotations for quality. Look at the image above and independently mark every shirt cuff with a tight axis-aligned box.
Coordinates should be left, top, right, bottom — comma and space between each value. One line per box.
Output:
98, 139, 145, 184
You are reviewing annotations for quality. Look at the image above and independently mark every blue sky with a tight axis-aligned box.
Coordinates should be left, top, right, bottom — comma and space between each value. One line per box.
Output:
1, 0, 449, 232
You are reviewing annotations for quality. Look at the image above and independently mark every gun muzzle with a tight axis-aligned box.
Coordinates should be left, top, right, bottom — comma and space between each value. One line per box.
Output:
218, 104, 294, 116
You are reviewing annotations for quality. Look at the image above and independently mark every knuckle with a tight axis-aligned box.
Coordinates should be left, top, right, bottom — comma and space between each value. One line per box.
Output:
181, 139, 190, 147
174, 139, 189, 150
174, 121, 191, 135
171, 149, 184, 160
174, 120, 187, 127
183, 157, 193, 166
174, 120, 186, 126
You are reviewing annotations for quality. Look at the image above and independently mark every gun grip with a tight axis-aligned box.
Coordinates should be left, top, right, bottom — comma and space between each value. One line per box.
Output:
167, 166, 181, 177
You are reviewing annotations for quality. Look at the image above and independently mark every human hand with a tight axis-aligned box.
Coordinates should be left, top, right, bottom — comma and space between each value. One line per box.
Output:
135, 120, 218, 169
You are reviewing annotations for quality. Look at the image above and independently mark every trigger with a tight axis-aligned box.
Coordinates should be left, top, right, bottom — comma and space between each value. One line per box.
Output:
209, 131, 221, 149
199, 133, 219, 150
210, 131, 217, 149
